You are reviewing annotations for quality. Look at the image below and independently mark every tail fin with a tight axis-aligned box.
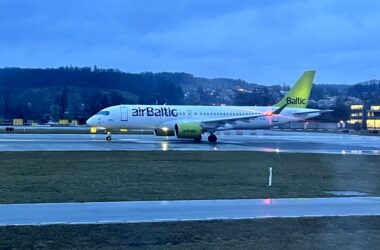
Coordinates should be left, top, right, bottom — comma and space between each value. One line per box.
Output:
274, 70, 315, 108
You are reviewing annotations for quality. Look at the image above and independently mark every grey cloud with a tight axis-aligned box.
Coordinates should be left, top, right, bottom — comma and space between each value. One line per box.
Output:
0, 0, 379, 84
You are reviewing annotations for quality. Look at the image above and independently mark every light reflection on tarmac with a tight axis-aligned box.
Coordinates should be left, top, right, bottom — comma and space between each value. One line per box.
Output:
0, 131, 379, 155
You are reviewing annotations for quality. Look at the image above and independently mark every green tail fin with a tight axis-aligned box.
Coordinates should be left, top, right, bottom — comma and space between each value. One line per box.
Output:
274, 70, 316, 108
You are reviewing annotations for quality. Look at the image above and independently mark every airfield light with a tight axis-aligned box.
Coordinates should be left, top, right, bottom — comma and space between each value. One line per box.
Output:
264, 198, 271, 205
162, 127, 169, 132
268, 167, 273, 186
161, 142, 168, 151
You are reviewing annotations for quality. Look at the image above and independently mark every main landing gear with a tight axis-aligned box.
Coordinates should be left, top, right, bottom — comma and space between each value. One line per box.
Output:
193, 134, 217, 143
208, 133, 217, 143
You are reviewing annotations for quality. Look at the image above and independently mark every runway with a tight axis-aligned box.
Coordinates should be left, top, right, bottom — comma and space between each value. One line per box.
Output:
0, 131, 379, 155
0, 197, 379, 226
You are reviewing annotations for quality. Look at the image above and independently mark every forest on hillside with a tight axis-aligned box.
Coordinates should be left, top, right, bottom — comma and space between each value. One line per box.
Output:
0, 67, 188, 122
0, 67, 247, 122
0, 67, 379, 123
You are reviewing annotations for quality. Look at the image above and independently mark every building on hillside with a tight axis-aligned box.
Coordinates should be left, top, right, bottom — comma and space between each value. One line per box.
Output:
367, 105, 380, 131
13, 119, 24, 126
347, 104, 365, 130
316, 97, 337, 108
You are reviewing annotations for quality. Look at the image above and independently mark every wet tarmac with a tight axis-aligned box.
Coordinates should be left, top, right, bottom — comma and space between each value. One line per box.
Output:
0, 131, 379, 155
1, 197, 379, 226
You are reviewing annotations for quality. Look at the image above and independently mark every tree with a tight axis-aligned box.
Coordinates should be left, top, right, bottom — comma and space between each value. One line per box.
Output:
55, 87, 68, 119
108, 91, 125, 106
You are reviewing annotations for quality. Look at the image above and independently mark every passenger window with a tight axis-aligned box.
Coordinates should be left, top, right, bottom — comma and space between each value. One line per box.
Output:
96, 111, 110, 116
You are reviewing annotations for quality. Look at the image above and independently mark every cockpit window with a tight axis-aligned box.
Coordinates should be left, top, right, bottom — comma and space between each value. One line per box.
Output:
96, 111, 110, 116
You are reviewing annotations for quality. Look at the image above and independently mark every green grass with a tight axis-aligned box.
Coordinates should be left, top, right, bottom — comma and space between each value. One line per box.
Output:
1, 216, 380, 249
0, 151, 379, 203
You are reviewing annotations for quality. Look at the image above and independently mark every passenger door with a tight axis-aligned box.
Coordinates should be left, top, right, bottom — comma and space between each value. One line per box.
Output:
121, 107, 128, 121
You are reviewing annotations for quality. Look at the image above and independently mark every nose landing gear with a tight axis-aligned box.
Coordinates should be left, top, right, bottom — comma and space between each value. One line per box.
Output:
208, 133, 217, 143
106, 131, 112, 141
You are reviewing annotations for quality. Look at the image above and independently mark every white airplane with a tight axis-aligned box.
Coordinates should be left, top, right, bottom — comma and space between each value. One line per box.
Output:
86, 70, 330, 142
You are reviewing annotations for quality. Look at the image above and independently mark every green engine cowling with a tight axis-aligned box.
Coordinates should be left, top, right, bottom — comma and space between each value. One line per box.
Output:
175, 122, 203, 139
155, 128, 175, 136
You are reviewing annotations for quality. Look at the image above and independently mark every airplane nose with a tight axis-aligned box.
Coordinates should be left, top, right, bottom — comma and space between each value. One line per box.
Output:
86, 116, 96, 127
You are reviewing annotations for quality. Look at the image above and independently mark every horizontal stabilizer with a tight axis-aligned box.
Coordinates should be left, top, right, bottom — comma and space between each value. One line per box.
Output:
293, 109, 333, 115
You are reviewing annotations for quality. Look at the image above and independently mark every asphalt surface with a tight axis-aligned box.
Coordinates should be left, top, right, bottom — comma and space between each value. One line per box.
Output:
0, 197, 379, 226
0, 131, 379, 155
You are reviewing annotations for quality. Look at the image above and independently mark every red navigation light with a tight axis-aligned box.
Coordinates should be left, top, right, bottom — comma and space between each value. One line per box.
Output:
264, 198, 271, 205
265, 111, 273, 116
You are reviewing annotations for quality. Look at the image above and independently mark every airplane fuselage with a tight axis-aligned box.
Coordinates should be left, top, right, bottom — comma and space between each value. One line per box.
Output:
86, 71, 325, 142
87, 104, 320, 131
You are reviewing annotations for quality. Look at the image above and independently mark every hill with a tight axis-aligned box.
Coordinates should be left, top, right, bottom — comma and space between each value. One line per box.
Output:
0, 66, 379, 123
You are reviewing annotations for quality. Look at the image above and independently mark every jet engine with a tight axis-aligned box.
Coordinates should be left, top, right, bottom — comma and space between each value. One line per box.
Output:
174, 122, 202, 140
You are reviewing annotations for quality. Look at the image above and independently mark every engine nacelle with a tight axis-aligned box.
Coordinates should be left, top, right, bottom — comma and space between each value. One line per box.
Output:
175, 122, 202, 139
155, 128, 175, 136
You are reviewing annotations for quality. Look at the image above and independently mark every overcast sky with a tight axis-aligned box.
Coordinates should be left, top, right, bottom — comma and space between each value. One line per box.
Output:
0, 0, 379, 84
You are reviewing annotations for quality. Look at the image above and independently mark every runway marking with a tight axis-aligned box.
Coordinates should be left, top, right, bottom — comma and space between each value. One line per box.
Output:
69, 221, 94, 225
179, 219, 200, 222
40, 222, 67, 225
98, 220, 124, 224
152, 218, 177, 222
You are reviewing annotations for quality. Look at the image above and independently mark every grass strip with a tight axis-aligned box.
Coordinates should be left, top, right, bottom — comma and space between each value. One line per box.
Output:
1, 216, 379, 249
0, 151, 379, 203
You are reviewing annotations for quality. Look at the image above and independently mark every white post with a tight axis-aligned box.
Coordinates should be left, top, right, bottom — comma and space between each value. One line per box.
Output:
268, 167, 272, 186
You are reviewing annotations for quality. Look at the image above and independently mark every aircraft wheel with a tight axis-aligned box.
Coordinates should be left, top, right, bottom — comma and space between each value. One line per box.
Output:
106, 135, 112, 141
208, 134, 217, 143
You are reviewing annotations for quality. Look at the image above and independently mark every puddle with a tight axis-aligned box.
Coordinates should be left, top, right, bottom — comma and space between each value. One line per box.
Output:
325, 191, 370, 197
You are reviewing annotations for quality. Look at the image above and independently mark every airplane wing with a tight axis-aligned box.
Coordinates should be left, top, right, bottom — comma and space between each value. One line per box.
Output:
201, 104, 287, 126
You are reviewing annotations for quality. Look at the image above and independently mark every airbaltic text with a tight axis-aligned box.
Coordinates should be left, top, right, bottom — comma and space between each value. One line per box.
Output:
287, 97, 306, 105
132, 107, 178, 117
